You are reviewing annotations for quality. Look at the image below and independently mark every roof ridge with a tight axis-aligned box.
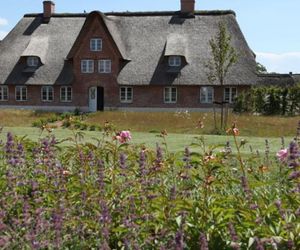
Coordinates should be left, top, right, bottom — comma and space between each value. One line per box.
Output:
24, 10, 236, 18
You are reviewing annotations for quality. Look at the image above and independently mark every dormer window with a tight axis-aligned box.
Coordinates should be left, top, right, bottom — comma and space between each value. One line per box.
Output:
27, 56, 39, 67
168, 56, 181, 67
90, 38, 102, 51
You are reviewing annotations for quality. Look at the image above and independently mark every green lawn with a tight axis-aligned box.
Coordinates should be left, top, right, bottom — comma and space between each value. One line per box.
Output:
0, 127, 292, 155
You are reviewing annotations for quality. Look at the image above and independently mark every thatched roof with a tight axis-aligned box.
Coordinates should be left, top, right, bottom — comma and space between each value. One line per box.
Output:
256, 73, 295, 87
0, 10, 257, 86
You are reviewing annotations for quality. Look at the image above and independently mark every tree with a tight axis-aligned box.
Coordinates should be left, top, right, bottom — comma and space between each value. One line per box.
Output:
256, 62, 268, 74
206, 22, 238, 130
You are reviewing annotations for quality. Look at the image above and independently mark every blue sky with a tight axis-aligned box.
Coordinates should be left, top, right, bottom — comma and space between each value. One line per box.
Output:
0, 0, 299, 73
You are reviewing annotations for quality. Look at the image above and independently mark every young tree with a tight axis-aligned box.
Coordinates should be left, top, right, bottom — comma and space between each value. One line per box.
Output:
206, 22, 238, 130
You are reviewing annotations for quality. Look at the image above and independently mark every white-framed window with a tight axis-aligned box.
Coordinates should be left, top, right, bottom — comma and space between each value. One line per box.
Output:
15, 86, 27, 101
0, 86, 8, 101
81, 60, 94, 73
90, 38, 102, 51
27, 56, 39, 67
60, 86, 72, 102
164, 87, 177, 103
41, 86, 54, 102
120, 87, 133, 103
224, 87, 237, 103
200, 86, 214, 103
98, 59, 111, 73
168, 56, 181, 67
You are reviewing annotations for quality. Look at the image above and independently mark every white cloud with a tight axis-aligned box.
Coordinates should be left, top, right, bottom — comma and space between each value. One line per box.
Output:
0, 17, 8, 26
256, 52, 300, 74
0, 30, 8, 40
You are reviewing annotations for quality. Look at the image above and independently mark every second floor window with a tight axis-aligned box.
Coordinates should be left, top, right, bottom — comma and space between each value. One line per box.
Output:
60, 86, 72, 102
27, 56, 39, 67
41, 86, 54, 102
0, 86, 8, 101
120, 87, 133, 103
168, 56, 181, 67
90, 38, 102, 51
81, 60, 94, 73
164, 87, 177, 103
99, 60, 111, 73
15, 86, 27, 101
200, 87, 214, 103
224, 87, 237, 103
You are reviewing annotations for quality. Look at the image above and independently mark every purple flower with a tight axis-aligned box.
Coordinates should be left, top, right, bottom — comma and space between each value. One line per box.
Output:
254, 237, 265, 250
199, 232, 209, 250
175, 230, 184, 250
289, 171, 300, 180
276, 148, 288, 162
228, 222, 239, 242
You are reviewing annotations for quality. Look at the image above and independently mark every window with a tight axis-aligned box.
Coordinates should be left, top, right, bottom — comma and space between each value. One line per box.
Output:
27, 56, 39, 67
90, 38, 102, 51
224, 87, 237, 103
81, 60, 94, 73
200, 87, 214, 103
98, 60, 111, 73
120, 87, 133, 103
60, 86, 72, 102
168, 56, 181, 67
0, 86, 8, 101
164, 87, 177, 103
41, 86, 54, 102
15, 86, 27, 101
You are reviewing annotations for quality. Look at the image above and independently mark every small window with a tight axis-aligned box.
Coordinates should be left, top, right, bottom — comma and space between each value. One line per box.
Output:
60, 86, 72, 102
27, 56, 39, 67
164, 87, 177, 103
81, 60, 94, 73
0, 86, 8, 101
200, 87, 214, 103
120, 87, 133, 103
168, 56, 181, 67
41, 86, 54, 102
224, 87, 237, 103
15, 86, 27, 101
98, 60, 111, 73
90, 38, 102, 51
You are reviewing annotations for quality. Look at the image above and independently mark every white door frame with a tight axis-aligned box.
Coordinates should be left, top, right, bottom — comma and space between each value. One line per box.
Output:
88, 86, 97, 112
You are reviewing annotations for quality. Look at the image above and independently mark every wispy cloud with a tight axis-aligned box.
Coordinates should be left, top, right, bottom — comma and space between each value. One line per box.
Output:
0, 31, 8, 40
0, 17, 8, 26
256, 52, 300, 74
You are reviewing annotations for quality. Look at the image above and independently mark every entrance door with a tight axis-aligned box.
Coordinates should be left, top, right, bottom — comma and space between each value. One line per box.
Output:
89, 87, 97, 112
89, 86, 104, 112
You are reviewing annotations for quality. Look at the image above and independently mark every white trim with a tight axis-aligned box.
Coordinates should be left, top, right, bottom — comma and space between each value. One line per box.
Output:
81, 59, 94, 73
27, 56, 39, 67
90, 38, 102, 51
200, 86, 214, 103
0, 86, 8, 101
41, 86, 54, 102
15, 86, 27, 101
98, 59, 111, 73
120, 87, 133, 103
60, 86, 72, 102
168, 56, 181, 67
164, 87, 177, 103
224, 87, 237, 103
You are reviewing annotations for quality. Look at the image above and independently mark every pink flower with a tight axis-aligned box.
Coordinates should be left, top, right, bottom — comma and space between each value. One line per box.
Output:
115, 131, 132, 144
276, 148, 288, 162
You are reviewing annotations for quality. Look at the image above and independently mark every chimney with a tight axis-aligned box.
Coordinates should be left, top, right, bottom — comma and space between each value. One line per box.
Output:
181, 0, 195, 15
43, 1, 55, 20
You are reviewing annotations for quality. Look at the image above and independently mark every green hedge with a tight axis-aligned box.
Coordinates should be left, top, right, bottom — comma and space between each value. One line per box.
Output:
234, 84, 300, 115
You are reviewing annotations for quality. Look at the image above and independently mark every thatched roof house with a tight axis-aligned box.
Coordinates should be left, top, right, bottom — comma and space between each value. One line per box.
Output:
0, 0, 259, 112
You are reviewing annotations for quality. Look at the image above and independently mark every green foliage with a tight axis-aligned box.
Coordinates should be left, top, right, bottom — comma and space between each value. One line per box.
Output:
256, 62, 268, 73
0, 124, 299, 248
234, 84, 300, 116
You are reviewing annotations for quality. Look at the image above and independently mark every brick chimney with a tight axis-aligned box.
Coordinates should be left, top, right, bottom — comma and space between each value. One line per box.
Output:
181, 0, 195, 15
43, 1, 55, 19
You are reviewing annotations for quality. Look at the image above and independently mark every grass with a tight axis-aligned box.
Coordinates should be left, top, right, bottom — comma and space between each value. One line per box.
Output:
0, 127, 293, 155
